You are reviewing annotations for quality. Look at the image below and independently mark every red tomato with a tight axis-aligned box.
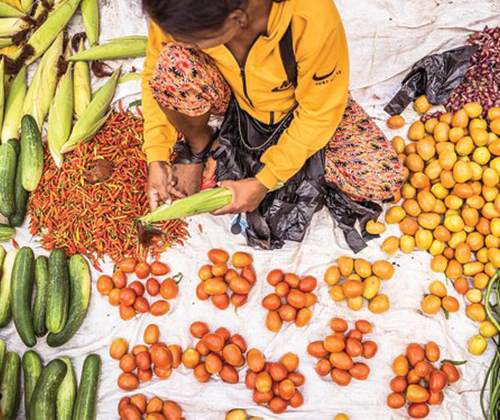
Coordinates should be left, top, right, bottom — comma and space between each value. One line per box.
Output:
151, 261, 170, 276
118, 258, 137, 273
135, 262, 151, 279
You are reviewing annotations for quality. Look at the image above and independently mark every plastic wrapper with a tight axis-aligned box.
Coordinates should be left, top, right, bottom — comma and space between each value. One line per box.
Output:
384, 45, 478, 116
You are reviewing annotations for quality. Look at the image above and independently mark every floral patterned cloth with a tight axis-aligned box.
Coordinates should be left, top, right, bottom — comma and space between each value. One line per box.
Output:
150, 43, 404, 202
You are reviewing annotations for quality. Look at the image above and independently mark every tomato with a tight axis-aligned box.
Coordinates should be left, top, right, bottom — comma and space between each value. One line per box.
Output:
150, 261, 170, 276
119, 304, 136, 321
135, 262, 151, 279
160, 278, 178, 300
118, 258, 137, 273
133, 297, 149, 313
150, 300, 170, 316
128, 281, 145, 297
407, 384, 430, 403
112, 270, 127, 289
146, 278, 160, 296
97, 275, 113, 295
119, 288, 137, 307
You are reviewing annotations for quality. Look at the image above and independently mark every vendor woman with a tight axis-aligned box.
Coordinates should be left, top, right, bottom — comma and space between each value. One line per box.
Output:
141, 0, 404, 250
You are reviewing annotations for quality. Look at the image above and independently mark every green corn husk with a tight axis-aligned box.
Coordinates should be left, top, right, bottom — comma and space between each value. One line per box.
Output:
0, 17, 27, 36
23, 32, 62, 130
92, 72, 141, 98
47, 63, 73, 167
24, 0, 81, 65
0, 2, 24, 17
80, 0, 98, 47
0, 37, 13, 49
1, 65, 26, 142
68, 36, 147, 61
0, 59, 5, 135
140, 188, 233, 224
73, 38, 91, 119
61, 67, 120, 153
20, 0, 34, 14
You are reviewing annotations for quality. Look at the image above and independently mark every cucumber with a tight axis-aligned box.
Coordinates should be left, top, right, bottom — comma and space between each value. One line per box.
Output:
0, 142, 16, 217
0, 224, 15, 243
0, 246, 5, 267
47, 255, 91, 347
56, 357, 76, 420
20, 114, 43, 192
8, 152, 29, 227
46, 249, 70, 334
0, 339, 6, 382
7, 138, 20, 156
0, 250, 18, 327
22, 350, 43, 419
0, 352, 21, 420
33, 256, 49, 337
29, 359, 67, 420
73, 354, 101, 420
11, 246, 36, 347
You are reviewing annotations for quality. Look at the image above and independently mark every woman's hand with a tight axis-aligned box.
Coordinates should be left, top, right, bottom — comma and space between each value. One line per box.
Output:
148, 161, 185, 210
212, 178, 268, 215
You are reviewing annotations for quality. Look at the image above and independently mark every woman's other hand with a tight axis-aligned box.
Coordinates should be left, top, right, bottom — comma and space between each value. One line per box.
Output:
148, 161, 185, 210
212, 178, 268, 215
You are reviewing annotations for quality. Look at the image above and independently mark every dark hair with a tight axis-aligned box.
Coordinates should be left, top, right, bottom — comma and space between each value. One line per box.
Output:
142, 0, 283, 37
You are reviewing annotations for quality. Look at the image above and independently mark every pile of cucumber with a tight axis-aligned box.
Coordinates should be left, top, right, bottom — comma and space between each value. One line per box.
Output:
0, 339, 101, 420
0, 244, 92, 348
0, 115, 42, 232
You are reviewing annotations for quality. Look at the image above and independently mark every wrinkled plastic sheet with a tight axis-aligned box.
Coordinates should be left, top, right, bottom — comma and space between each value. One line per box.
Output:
1, 1, 500, 419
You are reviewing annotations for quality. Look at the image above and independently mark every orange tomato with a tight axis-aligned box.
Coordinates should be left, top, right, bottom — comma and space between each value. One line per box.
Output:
208, 249, 229, 264
112, 270, 127, 289
135, 262, 151, 279
160, 278, 178, 300
406, 344, 425, 367
149, 300, 170, 316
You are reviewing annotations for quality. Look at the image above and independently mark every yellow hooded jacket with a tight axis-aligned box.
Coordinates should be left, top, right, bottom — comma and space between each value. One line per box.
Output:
142, 0, 349, 189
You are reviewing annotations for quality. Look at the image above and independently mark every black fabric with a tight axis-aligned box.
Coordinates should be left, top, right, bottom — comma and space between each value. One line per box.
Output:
384, 45, 478, 116
173, 128, 219, 164
279, 23, 298, 88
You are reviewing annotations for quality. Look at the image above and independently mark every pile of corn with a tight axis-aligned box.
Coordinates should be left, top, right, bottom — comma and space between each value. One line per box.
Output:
0, 0, 147, 168
384, 98, 500, 355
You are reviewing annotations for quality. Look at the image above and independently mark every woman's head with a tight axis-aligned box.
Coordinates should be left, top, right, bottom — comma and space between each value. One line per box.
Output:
142, 0, 251, 48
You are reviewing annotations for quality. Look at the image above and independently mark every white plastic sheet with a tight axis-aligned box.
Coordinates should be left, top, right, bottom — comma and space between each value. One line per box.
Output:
1, 0, 500, 419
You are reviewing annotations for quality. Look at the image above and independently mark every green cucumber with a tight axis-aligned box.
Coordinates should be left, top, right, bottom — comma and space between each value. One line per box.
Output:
29, 359, 67, 420
11, 246, 36, 347
47, 255, 91, 347
22, 350, 43, 419
7, 138, 20, 156
0, 142, 16, 217
0, 245, 5, 267
0, 352, 21, 420
56, 357, 76, 420
46, 249, 70, 334
0, 250, 18, 327
20, 114, 43, 192
33, 256, 49, 337
0, 224, 15, 243
8, 152, 29, 227
73, 354, 101, 420
0, 339, 6, 382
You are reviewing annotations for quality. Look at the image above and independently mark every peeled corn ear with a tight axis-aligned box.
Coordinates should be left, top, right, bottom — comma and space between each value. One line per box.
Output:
68, 36, 147, 61
62, 67, 120, 153
73, 37, 91, 119
0, 2, 24, 17
1, 65, 26, 142
80, 0, 98, 46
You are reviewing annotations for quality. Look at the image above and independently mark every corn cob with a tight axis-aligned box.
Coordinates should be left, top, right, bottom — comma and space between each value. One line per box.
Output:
68, 36, 147, 61
81, 0, 98, 46
0, 17, 27, 36
73, 37, 91, 119
1, 65, 26, 142
23, 0, 81, 65
0, 2, 23, 17
23, 32, 62, 130
20, 0, 34, 14
62, 67, 120, 153
47, 61, 73, 167
0, 59, 5, 135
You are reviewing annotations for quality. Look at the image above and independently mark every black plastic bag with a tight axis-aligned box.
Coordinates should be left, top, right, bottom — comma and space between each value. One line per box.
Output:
384, 45, 478, 116
213, 98, 381, 252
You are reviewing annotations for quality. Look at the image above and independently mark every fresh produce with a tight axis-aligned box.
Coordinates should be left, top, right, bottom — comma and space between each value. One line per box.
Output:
421, 280, 460, 317
80, 0, 99, 46
245, 349, 305, 414
386, 102, 500, 352
73, 37, 92, 120
29, 359, 68, 420
97, 259, 175, 320
112, 325, 181, 390
33, 256, 49, 337
0, 2, 24, 17
262, 269, 318, 332
47, 254, 91, 347
22, 350, 43, 419
196, 249, 256, 309
0, 223, 15, 242
0, 352, 21, 420
0, 338, 5, 380
387, 115, 406, 129
1, 65, 26, 142
0, 141, 17, 216
225, 409, 262, 420
20, 114, 44, 192
183, 322, 248, 384
324, 257, 394, 313
68, 36, 148, 61
8, 140, 29, 227
308, 318, 377, 386
46, 248, 70, 334
73, 354, 101, 420
118, 394, 184, 420
0, 249, 17, 326
56, 356, 77, 420
387, 342, 461, 418
11, 246, 36, 347
28, 108, 188, 268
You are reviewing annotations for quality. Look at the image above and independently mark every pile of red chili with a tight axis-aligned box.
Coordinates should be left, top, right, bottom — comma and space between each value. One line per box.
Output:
28, 106, 188, 269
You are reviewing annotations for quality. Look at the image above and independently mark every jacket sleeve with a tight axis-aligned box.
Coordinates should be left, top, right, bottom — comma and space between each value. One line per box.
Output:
255, 19, 349, 189
141, 22, 179, 164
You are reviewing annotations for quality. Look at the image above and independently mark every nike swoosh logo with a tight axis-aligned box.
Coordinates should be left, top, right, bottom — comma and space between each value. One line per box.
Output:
313, 63, 338, 81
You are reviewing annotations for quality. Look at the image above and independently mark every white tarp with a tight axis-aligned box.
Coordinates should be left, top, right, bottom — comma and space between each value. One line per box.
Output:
2, 0, 500, 419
